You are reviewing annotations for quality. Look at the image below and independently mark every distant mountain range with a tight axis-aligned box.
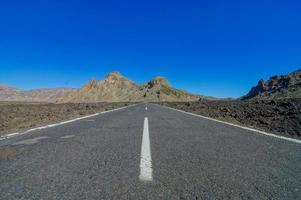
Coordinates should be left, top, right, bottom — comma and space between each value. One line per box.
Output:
0, 72, 200, 102
1, 70, 300, 102
242, 69, 301, 100
59, 72, 200, 102
0, 85, 75, 102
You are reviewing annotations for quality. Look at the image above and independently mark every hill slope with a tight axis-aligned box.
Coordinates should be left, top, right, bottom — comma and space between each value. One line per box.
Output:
242, 69, 301, 100
60, 72, 199, 102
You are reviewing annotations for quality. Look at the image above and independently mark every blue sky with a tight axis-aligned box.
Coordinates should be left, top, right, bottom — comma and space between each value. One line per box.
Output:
0, 0, 300, 98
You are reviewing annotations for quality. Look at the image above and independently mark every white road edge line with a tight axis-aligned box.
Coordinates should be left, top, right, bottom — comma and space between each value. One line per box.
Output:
139, 117, 153, 181
0, 104, 137, 141
162, 105, 301, 145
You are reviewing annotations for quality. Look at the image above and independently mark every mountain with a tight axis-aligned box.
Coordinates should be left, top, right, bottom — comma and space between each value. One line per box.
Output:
60, 71, 199, 102
60, 72, 140, 102
0, 85, 76, 102
141, 76, 199, 102
0, 84, 18, 92
242, 69, 301, 100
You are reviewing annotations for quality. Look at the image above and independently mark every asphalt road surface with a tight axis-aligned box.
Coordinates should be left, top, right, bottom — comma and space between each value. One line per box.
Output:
0, 104, 300, 200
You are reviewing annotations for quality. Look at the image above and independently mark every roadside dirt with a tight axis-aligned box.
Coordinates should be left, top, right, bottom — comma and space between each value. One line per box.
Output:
0, 102, 133, 136
159, 98, 301, 139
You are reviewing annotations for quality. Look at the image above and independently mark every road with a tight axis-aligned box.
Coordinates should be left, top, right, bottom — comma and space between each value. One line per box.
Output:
0, 103, 300, 199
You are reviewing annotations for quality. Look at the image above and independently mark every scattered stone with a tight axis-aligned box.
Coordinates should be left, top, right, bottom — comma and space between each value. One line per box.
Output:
0, 102, 134, 136
159, 98, 301, 139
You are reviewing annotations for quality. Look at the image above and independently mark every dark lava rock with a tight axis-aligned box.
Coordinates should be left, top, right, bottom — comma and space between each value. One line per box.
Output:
159, 98, 301, 139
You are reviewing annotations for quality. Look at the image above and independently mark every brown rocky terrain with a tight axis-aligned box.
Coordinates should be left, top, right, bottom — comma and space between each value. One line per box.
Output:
242, 69, 301, 100
159, 98, 301, 139
0, 72, 200, 103
60, 72, 141, 102
0, 102, 133, 136
60, 71, 200, 103
0, 85, 75, 102
1, 69, 300, 139
159, 69, 301, 139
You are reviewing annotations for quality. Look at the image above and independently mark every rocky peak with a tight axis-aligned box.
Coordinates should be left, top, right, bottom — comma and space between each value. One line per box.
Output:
243, 69, 301, 100
106, 71, 122, 79
104, 71, 130, 85
146, 76, 170, 89
243, 79, 276, 99
258, 79, 269, 91
84, 79, 98, 89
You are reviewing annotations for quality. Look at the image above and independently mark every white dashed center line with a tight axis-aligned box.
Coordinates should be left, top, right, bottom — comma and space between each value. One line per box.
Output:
139, 117, 153, 181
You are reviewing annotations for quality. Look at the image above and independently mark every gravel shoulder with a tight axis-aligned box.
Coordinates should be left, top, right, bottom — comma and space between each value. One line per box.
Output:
0, 102, 134, 136
158, 98, 301, 139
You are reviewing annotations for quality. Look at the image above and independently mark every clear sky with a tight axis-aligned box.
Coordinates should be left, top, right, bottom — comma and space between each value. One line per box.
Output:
0, 0, 300, 98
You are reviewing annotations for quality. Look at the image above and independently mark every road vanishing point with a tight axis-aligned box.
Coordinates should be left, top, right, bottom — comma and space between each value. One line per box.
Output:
0, 104, 300, 199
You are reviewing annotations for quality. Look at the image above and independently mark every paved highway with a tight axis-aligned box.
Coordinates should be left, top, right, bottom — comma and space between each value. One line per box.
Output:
0, 104, 300, 199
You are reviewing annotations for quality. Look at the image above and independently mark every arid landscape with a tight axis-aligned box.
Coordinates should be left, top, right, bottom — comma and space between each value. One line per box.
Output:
0, 102, 133, 135
1, 1, 301, 198
0, 72, 199, 103
161, 70, 301, 138
160, 98, 301, 138
0, 70, 300, 138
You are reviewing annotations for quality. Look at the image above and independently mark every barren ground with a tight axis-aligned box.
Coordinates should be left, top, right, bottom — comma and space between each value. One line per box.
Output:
1, 99, 300, 139
0, 102, 134, 136
158, 98, 301, 139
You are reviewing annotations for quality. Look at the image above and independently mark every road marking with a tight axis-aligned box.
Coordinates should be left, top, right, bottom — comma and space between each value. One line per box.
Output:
13, 136, 49, 146
139, 117, 153, 181
162, 105, 301, 144
61, 135, 75, 139
0, 104, 137, 141
145, 106, 148, 111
